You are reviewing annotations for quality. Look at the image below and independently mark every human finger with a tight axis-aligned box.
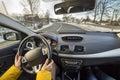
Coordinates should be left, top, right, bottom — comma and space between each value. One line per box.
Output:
45, 60, 54, 69
43, 59, 49, 67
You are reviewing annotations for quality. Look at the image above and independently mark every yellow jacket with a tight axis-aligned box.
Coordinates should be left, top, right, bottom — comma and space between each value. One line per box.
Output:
0, 65, 51, 80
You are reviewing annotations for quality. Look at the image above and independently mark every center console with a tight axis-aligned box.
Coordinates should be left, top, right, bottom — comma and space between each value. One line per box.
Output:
62, 71, 80, 80
60, 58, 83, 80
61, 59, 83, 70
57, 35, 84, 80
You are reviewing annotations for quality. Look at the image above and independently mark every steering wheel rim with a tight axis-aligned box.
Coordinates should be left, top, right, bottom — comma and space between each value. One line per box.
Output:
18, 34, 52, 74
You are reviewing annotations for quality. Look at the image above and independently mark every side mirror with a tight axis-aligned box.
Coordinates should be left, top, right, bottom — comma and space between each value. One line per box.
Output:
54, 0, 96, 14
3, 32, 21, 41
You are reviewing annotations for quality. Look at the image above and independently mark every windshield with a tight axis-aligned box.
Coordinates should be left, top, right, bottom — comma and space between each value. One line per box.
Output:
0, 0, 120, 33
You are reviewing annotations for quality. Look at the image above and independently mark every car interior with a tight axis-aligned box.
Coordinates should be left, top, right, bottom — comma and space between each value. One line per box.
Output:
0, 0, 120, 80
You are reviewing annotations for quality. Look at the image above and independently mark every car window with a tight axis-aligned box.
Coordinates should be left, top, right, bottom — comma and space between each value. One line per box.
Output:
0, 0, 119, 33
0, 26, 20, 48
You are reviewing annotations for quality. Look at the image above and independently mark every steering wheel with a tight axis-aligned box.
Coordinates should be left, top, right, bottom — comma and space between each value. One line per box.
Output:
18, 34, 52, 74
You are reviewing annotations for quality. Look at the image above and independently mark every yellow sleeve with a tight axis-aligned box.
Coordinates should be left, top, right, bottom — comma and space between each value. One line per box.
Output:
0, 65, 22, 80
36, 70, 51, 80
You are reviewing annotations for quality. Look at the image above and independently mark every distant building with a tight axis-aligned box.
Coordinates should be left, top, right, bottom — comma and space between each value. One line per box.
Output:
23, 14, 49, 29
0, 1, 8, 15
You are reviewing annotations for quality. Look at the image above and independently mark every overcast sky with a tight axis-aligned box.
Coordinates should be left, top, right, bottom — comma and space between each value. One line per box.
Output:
1, 0, 63, 18
2, 0, 23, 14
1, 0, 91, 19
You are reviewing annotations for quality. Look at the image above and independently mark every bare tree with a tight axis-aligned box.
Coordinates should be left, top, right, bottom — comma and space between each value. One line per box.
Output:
45, 10, 50, 24
20, 0, 40, 29
92, 0, 120, 24
111, 9, 116, 23
99, 0, 108, 23
20, 0, 29, 14
111, 9, 119, 22
93, 1, 101, 22
110, 0, 120, 25
111, 9, 120, 25
20, 0, 40, 15
114, 10, 120, 22
98, 0, 116, 23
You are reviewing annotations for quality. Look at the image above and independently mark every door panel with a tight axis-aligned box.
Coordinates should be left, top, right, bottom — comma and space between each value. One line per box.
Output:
0, 26, 20, 76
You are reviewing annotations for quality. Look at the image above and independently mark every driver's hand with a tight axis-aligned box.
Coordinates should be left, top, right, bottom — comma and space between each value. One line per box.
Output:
41, 59, 56, 80
14, 53, 22, 69
41, 59, 54, 72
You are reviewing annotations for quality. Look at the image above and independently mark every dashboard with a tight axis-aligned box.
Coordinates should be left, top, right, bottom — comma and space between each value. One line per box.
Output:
24, 32, 120, 70
39, 32, 120, 70
40, 32, 120, 54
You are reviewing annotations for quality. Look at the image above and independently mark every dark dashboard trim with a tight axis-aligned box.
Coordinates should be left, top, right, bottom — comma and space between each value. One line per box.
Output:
0, 54, 14, 60
58, 48, 120, 58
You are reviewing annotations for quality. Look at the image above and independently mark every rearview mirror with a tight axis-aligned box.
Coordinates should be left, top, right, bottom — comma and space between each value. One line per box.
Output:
54, 0, 96, 14
3, 32, 21, 41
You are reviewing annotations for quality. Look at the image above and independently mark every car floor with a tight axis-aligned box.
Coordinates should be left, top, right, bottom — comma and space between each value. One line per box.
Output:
56, 64, 120, 80
80, 64, 120, 80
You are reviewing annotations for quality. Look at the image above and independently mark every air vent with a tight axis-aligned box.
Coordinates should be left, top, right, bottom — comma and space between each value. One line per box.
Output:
60, 45, 69, 52
74, 46, 84, 52
62, 36, 83, 42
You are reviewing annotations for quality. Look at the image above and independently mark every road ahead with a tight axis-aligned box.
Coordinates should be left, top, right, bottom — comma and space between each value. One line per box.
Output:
39, 23, 86, 33
0, 23, 86, 48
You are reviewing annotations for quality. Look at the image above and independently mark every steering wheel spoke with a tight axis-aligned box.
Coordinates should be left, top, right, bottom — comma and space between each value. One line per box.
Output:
32, 64, 42, 73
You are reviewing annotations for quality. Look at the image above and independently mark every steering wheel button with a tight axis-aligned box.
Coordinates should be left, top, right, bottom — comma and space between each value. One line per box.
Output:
22, 57, 27, 63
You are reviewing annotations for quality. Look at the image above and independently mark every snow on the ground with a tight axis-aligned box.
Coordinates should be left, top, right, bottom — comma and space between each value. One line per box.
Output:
80, 24, 112, 32
0, 38, 4, 42
32, 23, 53, 32
67, 23, 120, 32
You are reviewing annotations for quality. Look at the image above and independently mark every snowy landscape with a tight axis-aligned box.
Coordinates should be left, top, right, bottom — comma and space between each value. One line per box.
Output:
0, 37, 4, 42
